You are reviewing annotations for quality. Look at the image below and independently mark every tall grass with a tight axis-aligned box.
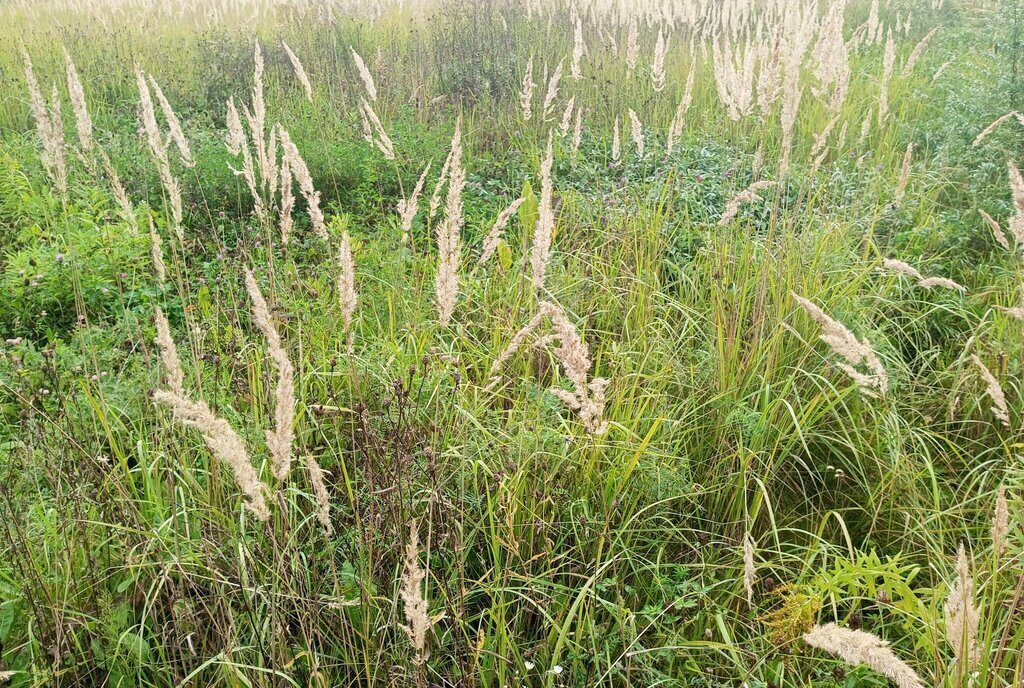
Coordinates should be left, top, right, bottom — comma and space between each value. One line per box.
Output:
0, 0, 1022, 686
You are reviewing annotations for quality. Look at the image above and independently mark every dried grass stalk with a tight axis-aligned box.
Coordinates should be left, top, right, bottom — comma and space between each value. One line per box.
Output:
154, 307, 184, 395
278, 126, 327, 239
479, 197, 525, 266
399, 163, 431, 242
306, 455, 332, 535
743, 532, 756, 607
399, 523, 441, 665
153, 390, 270, 521
351, 47, 377, 101
791, 293, 888, 397
282, 41, 313, 102
992, 486, 1009, 557
148, 75, 193, 167
64, 49, 93, 155
338, 231, 358, 353
245, 271, 295, 481
944, 544, 980, 671
804, 623, 925, 688
435, 122, 465, 326
979, 209, 1010, 250
971, 354, 1010, 428
718, 181, 775, 225
520, 56, 535, 121
531, 131, 556, 290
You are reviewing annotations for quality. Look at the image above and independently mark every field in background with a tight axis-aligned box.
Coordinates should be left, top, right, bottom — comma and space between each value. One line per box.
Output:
0, 0, 1022, 686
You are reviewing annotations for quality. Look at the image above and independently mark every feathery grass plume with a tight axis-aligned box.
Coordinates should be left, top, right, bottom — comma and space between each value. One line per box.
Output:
611, 117, 621, 162
540, 301, 609, 434
1007, 163, 1024, 244
136, 65, 165, 160
752, 143, 765, 179
804, 624, 925, 688
228, 122, 267, 227
278, 125, 327, 239
435, 121, 465, 326
626, 16, 639, 70
429, 145, 454, 220
251, 42, 266, 153
918, 276, 966, 292
571, 105, 584, 154
165, 166, 184, 241
357, 104, 372, 143
149, 215, 167, 283
487, 309, 548, 387
558, 97, 575, 137
882, 259, 966, 292
743, 532, 756, 607
894, 142, 913, 206
47, 84, 69, 200
542, 60, 563, 119
881, 259, 924, 280
153, 390, 270, 521
944, 544, 980, 671
520, 56, 535, 121
791, 293, 888, 397
666, 67, 695, 157
992, 486, 1009, 557
651, 28, 668, 92
997, 303, 1024, 321
154, 307, 185, 395
718, 181, 775, 226
399, 523, 439, 665
279, 156, 294, 245
979, 209, 1010, 250
398, 163, 430, 243
148, 75, 193, 167
338, 231, 358, 353
359, 97, 395, 160
531, 131, 556, 291
64, 49, 93, 155
903, 27, 938, 77
479, 197, 525, 265
570, 17, 584, 80
136, 66, 183, 237
23, 49, 51, 159
779, 79, 802, 176
808, 115, 840, 175
488, 301, 608, 433
712, 37, 757, 121
878, 30, 895, 126
245, 271, 295, 481
351, 47, 377, 101
974, 112, 1021, 147
859, 108, 873, 147
225, 97, 245, 156
24, 51, 67, 198
306, 455, 332, 536
971, 354, 1010, 428
282, 41, 313, 102
628, 109, 644, 157
815, 3, 852, 112
99, 148, 138, 234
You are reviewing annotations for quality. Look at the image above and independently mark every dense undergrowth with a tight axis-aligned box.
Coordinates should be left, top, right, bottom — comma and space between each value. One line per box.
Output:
0, 0, 1022, 686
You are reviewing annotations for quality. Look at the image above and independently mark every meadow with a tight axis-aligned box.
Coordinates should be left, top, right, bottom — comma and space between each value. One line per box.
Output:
0, 0, 1022, 685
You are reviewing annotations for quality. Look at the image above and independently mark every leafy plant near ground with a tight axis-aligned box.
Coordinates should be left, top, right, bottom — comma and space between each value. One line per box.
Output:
0, 0, 1022, 686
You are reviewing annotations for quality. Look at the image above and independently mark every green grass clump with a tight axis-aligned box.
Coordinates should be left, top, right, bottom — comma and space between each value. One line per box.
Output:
0, 1, 1022, 687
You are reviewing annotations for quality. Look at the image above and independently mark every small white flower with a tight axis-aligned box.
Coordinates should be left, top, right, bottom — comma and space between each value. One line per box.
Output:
549, 665, 563, 675
523, 661, 535, 671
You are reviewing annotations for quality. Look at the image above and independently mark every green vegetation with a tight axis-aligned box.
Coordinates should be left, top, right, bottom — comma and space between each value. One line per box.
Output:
0, 0, 1021, 686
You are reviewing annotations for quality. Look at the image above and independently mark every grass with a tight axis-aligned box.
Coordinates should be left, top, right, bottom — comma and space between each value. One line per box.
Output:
0, 0, 1022, 686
